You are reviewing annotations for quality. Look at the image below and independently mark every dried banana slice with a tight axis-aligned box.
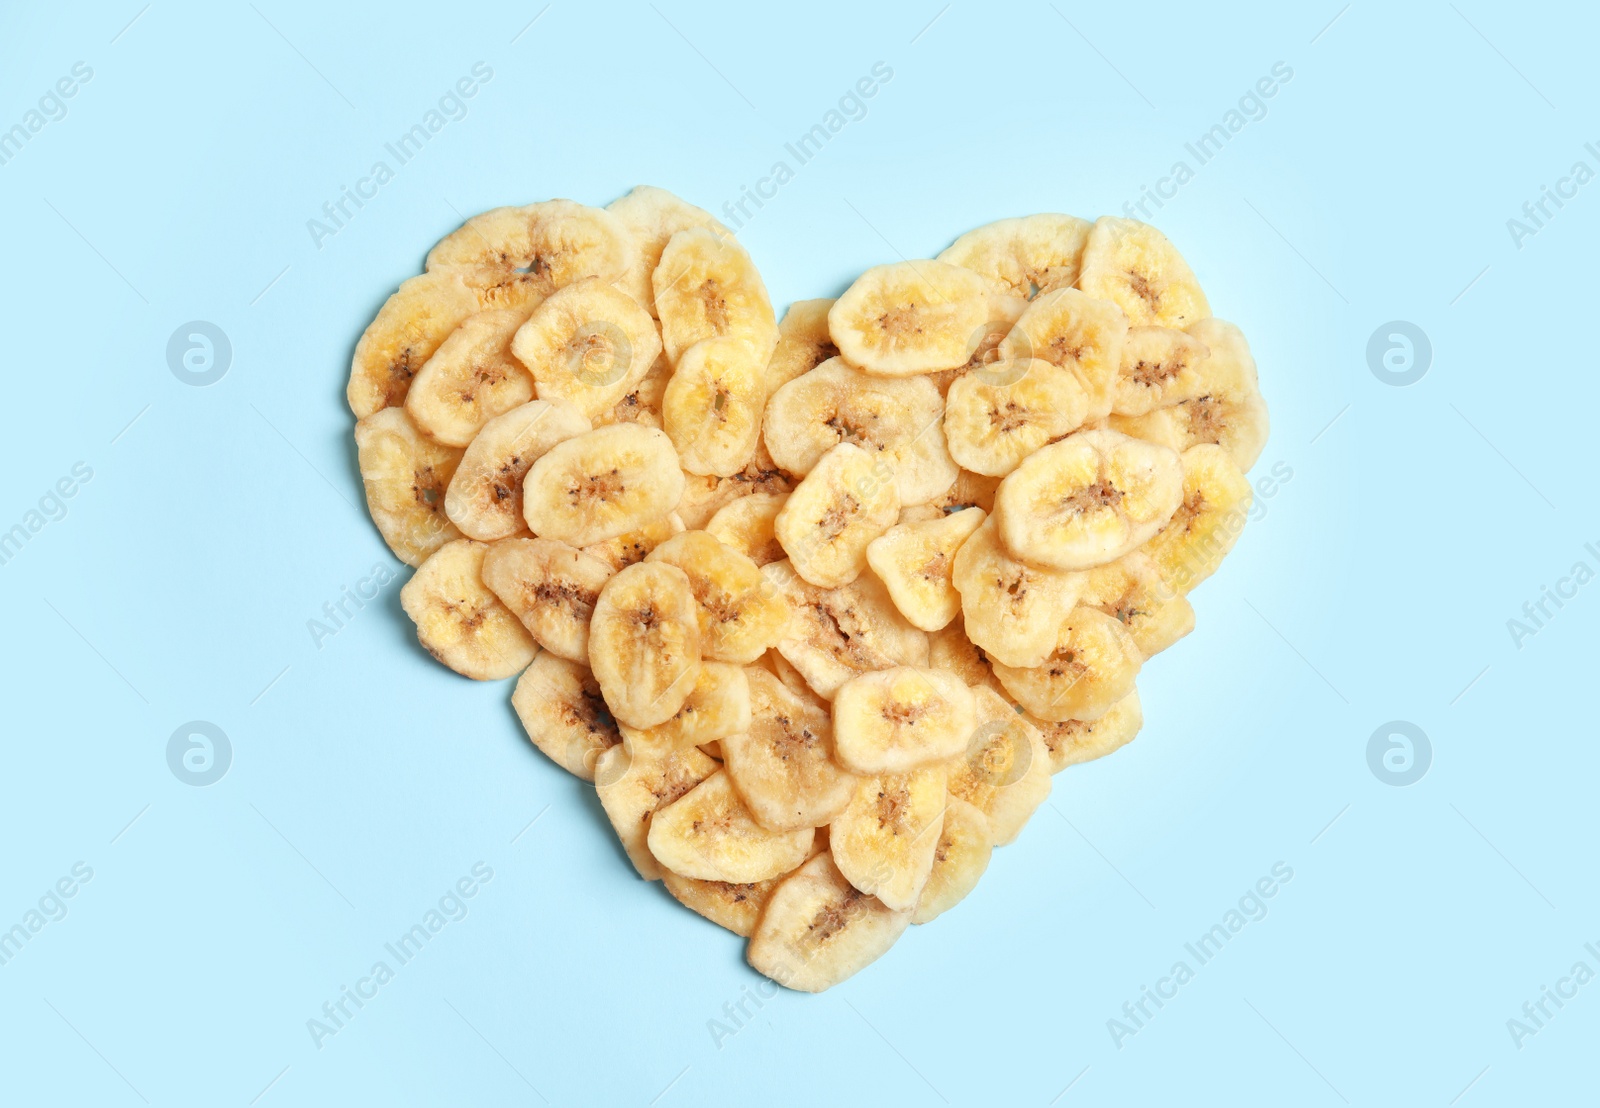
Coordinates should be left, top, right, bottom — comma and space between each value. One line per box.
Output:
1110, 318, 1268, 472
774, 442, 900, 589
759, 647, 817, 699
761, 560, 929, 699
706, 492, 788, 565
763, 358, 957, 505
426, 199, 636, 305
911, 797, 992, 924
654, 227, 778, 365
747, 851, 910, 992
399, 539, 537, 680
595, 743, 720, 880
943, 359, 1089, 477
647, 770, 815, 883
829, 767, 947, 910
721, 668, 858, 832
865, 506, 986, 632
993, 429, 1184, 571
832, 666, 976, 774
509, 277, 662, 420
582, 512, 685, 572
930, 469, 1001, 515
1111, 326, 1211, 418
348, 269, 485, 417
937, 214, 1092, 299
645, 530, 791, 663
662, 871, 782, 938
764, 298, 838, 394
663, 336, 769, 477
1080, 550, 1193, 657
1076, 216, 1210, 329
444, 399, 591, 541
354, 407, 464, 566
946, 686, 1052, 845
927, 615, 1003, 695
1143, 443, 1253, 593
951, 516, 1087, 669
404, 307, 537, 446
674, 449, 795, 532
991, 607, 1142, 723
620, 661, 750, 757
828, 260, 994, 376
1032, 688, 1144, 772
510, 651, 621, 780
521, 424, 686, 547
587, 561, 703, 729
606, 185, 729, 315
598, 352, 671, 430
482, 536, 614, 662
999, 287, 1128, 422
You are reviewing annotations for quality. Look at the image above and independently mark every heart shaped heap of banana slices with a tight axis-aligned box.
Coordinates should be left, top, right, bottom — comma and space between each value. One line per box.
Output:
350, 191, 1269, 992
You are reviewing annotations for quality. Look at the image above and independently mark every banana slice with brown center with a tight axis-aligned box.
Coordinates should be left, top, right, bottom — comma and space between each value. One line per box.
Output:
399, 539, 537, 680
587, 561, 703, 729
521, 424, 686, 547
354, 407, 464, 567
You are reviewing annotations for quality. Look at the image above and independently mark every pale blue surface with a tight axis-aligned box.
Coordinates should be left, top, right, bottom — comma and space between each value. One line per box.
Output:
1, 2, 1594, 1105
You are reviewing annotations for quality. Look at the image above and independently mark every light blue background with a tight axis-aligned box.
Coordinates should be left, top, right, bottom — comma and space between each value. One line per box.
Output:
1, 2, 1593, 1104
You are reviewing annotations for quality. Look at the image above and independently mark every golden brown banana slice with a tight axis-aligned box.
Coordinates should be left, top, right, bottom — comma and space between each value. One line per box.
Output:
582, 512, 685, 573
829, 767, 947, 910
828, 260, 994, 376
1112, 326, 1211, 418
832, 666, 976, 774
764, 298, 838, 394
706, 492, 788, 565
927, 615, 1003, 695
510, 651, 621, 780
509, 276, 662, 420
672, 439, 795, 529
606, 185, 729, 315
1143, 443, 1254, 593
944, 358, 1089, 477
595, 744, 720, 880
662, 871, 781, 938
654, 227, 778, 364
647, 770, 815, 883
911, 797, 992, 924
991, 607, 1142, 722
947, 686, 1051, 845
588, 561, 703, 729
951, 516, 1087, 669
645, 530, 791, 663
930, 469, 1002, 514
521, 424, 686, 547
994, 429, 1184, 571
1080, 550, 1193, 657
620, 661, 750, 757
1110, 318, 1268, 472
747, 851, 910, 992
444, 399, 591, 541
663, 336, 768, 477
1032, 687, 1144, 772
481, 536, 613, 662
426, 199, 636, 305
999, 287, 1128, 421
937, 214, 1093, 300
598, 352, 671, 430
399, 539, 537, 680
403, 308, 537, 446
762, 358, 957, 505
354, 407, 464, 566
761, 560, 929, 699
775, 442, 900, 588
721, 668, 858, 832
865, 506, 986, 632
348, 269, 486, 418
1077, 216, 1210, 329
